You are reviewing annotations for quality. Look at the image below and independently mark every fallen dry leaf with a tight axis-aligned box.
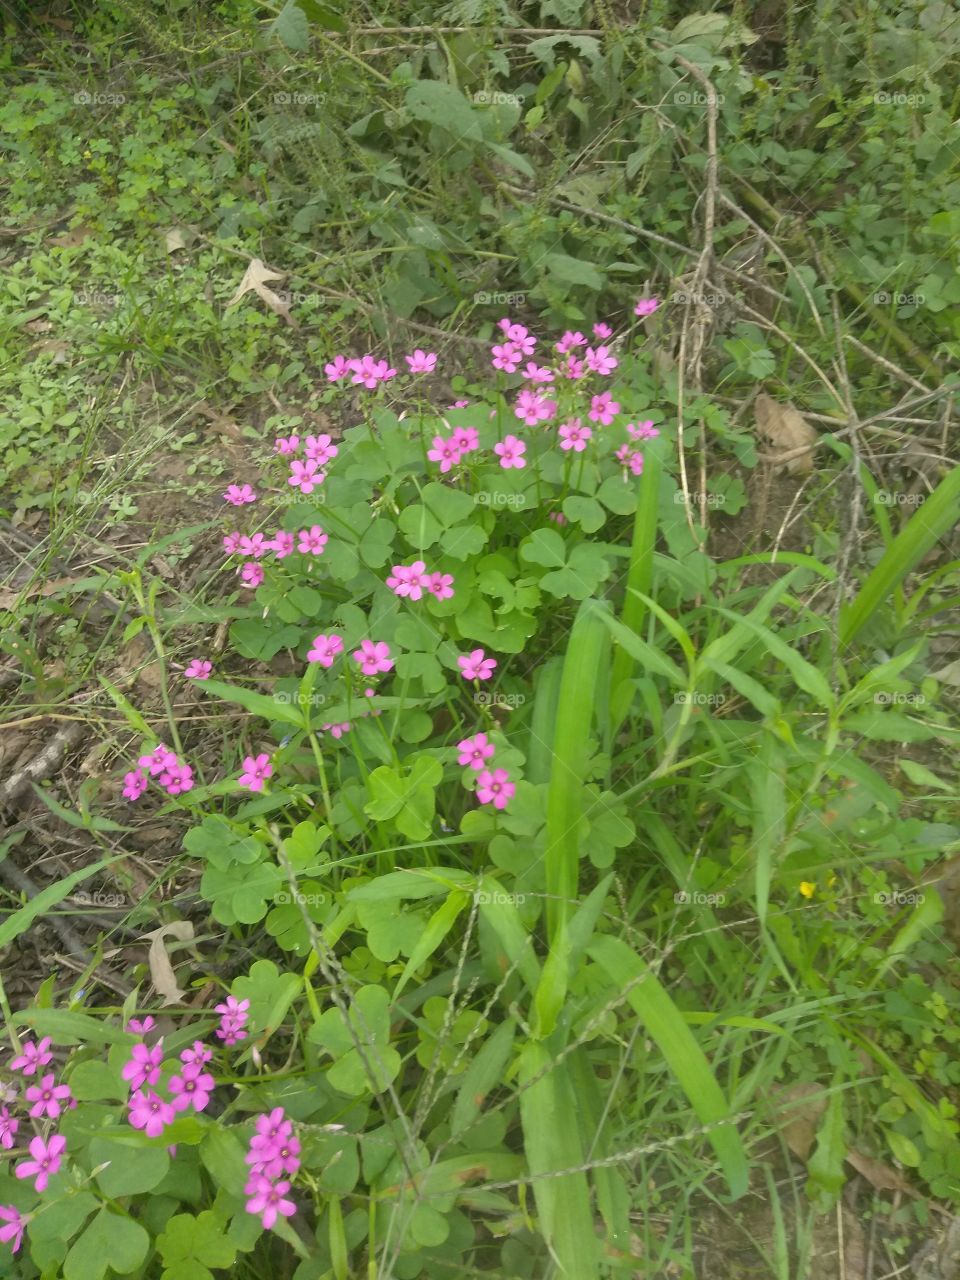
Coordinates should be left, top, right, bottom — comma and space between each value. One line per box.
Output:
49, 225, 94, 248
24, 318, 53, 334
770, 1081, 829, 1160
144, 920, 195, 1005
0, 575, 94, 612
164, 227, 187, 253
845, 1146, 914, 1193
226, 257, 299, 328
754, 392, 818, 475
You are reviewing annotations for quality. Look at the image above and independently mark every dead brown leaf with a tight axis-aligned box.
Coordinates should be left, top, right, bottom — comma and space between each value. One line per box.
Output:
226, 257, 299, 328
24, 318, 53, 334
164, 227, 187, 253
842, 1206, 868, 1280
770, 1081, 829, 1160
49, 225, 94, 248
144, 920, 195, 1005
754, 392, 818, 474
0, 575, 93, 612
845, 1146, 914, 1193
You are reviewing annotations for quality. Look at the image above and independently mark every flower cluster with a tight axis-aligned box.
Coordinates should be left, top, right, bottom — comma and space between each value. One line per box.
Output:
324, 349, 435, 387
386, 561, 455, 601
122, 1029, 215, 1143
215, 995, 250, 1045
223, 522, 329, 590
124, 742, 194, 801
457, 733, 515, 811
244, 1107, 299, 1230
427, 425, 480, 473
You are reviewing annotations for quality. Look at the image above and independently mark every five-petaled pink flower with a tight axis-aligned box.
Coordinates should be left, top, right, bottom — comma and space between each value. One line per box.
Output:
491, 342, 521, 373
427, 434, 461, 473
129, 1090, 175, 1139
122, 1040, 164, 1092
304, 434, 338, 466
349, 355, 396, 388
169, 1065, 215, 1113
405, 349, 437, 374
26, 1074, 72, 1120
123, 770, 148, 801
324, 354, 350, 382
561, 354, 585, 380
180, 1041, 212, 1069
223, 484, 257, 506
159, 762, 194, 796
0, 1206, 25, 1254
322, 721, 351, 739
588, 391, 620, 425
138, 744, 177, 778
239, 533, 269, 559
307, 633, 343, 667
215, 996, 250, 1045
514, 389, 556, 426
593, 321, 613, 340
558, 418, 592, 452
494, 436, 526, 469
386, 561, 427, 600
298, 525, 328, 555
452, 426, 479, 454
520, 362, 554, 384
185, 659, 212, 680
11, 1038, 53, 1078
240, 562, 264, 588
353, 641, 394, 676
271, 530, 295, 559
458, 649, 497, 681
457, 733, 495, 771
15, 1134, 66, 1192
634, 297, 659, 317
476, 768, 516, 810
584, 345, 617, 375
223, 532, 242, 554
626, 420, 660, 440
274, 435, 300, 455
245, 1172, 297, 1230
239, 754, 273, 792
555, 330, 586, 354
426, 572, 455, 601
498, 320, 536, 354
288, 459, 323, 495
128, 1017, 156, 1036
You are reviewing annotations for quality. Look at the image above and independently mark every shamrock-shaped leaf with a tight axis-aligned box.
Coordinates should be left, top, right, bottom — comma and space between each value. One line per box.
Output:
540, 544, 612, 600
356, 897, 426, 962
158, 1211, 237, 1280
562, 494, 607, 532
365, 756, 442, 840
64, 1210, 149, 1280
309, 984, 401, 1096
184, 817, 264, 871
200, 861, 284, 925
519, 527, 566, 568
231, 958, 302, 1036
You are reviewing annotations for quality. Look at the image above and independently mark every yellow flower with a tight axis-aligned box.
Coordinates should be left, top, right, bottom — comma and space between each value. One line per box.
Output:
799, 881, 816, 899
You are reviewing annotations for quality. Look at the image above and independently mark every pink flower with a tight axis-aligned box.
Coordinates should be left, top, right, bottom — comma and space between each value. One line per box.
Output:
129, 1090, 175, 1139
458, 649, 497, 681
185, 659, 212, 680
457, 733, 495, 770
304, 434, 338, 466
307, 633, 343, 666
494, 436, 526, 469
159, 762, 194, 796
169, 1067, 215, 1113
548, 511, 568, 525
499, 321, 536, 355
555, 330, 586, 354
15, 1134, 66, 1192
215, 996, 250, 1045
247, 1128, 301, 1179
593, 321, 613, 340
128, 1017, 156, 1036
138, 744, 178, 778
452, 426, 479, 454
449, 399, 470, 408
0, 1206, 25, 1254
122, 1041, 164, 1092
288, 459, 323, 494
0, 1108, 18, 1149
223, 532, 242, 554
239, 533, 269, 558
387, 561, 428, 601
298, 525, 328, 555
520, 362, 554, 384
491, 342, 522, 373
324, 354, 350, 381
426, 572, 455, 600
245, 1173, 296, 1230
560, 354, 585, 380
514, 389, 556, 426
349, 355, 396, 388
634, 297, 659, 317
627, 450, 645, 476
11, 1037, 53, 1077
405, 349, 437, 373
584, 345, 617, 375
26, 1073, 72, 1120
558, 419, 592, 452
256, 1108, 292, 1141
123, 770, 148, 801
271, 530, 295, 559
353, 640, 394, 675
476, 768, 515, 810
180, 1041, 213, 1069
427, 434, 462, 473
626, 420, 660, 440
273, 435, 300, 455
239, 754, 272, 792
588, 391, 620, 425
322, 721, 351, 739
223, 484, 257, 506
240, 562, 264, 588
